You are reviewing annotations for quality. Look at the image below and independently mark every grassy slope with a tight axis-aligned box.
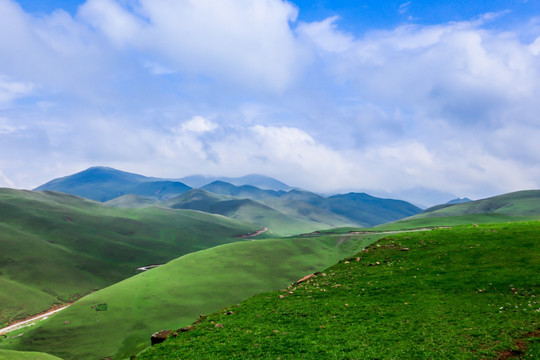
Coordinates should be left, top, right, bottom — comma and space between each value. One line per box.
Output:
138, 222, 540, 359
105, 194, 158, 208
414, 190, 540, 218
3, 233, 383, 359
355, 190, 540, 231
0, 189, 257, 326
0, 349, 63, 360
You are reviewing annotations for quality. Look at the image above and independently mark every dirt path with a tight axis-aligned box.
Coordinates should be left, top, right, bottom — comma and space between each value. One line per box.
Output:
343, 227, 451, 236
236, 227, 268, 238
0, 305, 71, 335
136, 264, 164, 271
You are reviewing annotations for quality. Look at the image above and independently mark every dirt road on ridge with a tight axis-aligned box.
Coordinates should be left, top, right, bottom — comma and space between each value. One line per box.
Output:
0, 305, 71, 335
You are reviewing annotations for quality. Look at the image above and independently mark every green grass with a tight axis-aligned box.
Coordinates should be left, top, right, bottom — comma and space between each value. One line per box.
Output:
0, 189, 257, 326
1, 233, 383, 359
137, 221, 540, 359
0, 349, 63, 360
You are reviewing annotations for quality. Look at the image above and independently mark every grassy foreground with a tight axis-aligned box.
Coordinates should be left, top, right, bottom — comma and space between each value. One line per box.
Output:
2, 233, 382, 359
139, 221, 539, 359
0, 349, 63, 360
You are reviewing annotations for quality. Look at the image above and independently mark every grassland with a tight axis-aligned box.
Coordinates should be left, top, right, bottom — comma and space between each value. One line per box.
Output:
0, 188, 257, 326
138, 221, 539, 359
0, 349, 63, 360
0, 233, 383, 359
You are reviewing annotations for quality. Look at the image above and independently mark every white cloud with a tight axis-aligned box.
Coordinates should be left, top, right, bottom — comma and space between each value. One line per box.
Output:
79, 0, 142, 45
0, 169, 14, 187
79, 0, 302, 91
398, 2, 411, 15
0, 75, 34, 106
179, 116, 218, 133
0, 117, 26, 134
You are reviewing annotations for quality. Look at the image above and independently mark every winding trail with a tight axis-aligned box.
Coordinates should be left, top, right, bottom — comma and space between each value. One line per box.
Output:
0, 305, 70, 335
236, 227, 268, 238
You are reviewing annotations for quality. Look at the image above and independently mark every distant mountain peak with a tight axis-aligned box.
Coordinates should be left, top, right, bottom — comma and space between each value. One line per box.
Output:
446, 197, 472, 205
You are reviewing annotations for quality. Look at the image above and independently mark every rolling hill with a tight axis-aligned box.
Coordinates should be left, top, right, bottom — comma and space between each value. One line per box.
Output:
0, 188, 257, 327
165, 189, 356, 236
1, 233, 384, 359
381, 190, 540, 229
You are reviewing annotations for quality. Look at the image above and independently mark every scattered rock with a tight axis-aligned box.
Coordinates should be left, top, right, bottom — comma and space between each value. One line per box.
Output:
295, 273, 315, 285
64, 320, 70, 324
178, 326, 193, 332
401, 248, 409, 251
214, 323, 223, 328
279, 295, 285, 299
151, 330, 172, 346
226, 311, 234, 315
355, 257, 361, 262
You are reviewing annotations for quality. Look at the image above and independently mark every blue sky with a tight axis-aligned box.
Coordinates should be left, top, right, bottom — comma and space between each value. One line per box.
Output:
1, 0, 540, 206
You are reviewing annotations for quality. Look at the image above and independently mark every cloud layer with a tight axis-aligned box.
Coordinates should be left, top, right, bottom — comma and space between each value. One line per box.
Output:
1, 0, 540, 205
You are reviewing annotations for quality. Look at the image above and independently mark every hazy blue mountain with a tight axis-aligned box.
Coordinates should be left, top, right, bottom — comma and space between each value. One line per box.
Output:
447, 197, 473, 204
202, 185, 422, 227
34, 167, 151, 202
34, 167, 422, 227
201, 181, 285, 199
130, 180, 191, 200
179, 174, 291, 191
34, 167, 191, 202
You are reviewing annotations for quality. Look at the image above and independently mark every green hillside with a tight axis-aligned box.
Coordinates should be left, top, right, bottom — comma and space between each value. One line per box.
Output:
105, 194, 158, 208
379, 190, 540, 230
0, 349, 63, 360
167, 189, 358, 236
2, 233, 383, 359
420, 190, 540, 217
0, 189, 257, 326
138, 221, 540, 359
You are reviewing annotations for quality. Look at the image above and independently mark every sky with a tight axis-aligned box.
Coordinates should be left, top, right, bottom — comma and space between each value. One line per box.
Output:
1, 0, 540, 206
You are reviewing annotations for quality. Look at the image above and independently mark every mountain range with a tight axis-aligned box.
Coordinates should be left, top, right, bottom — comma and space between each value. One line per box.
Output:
34, 167, 423, 231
